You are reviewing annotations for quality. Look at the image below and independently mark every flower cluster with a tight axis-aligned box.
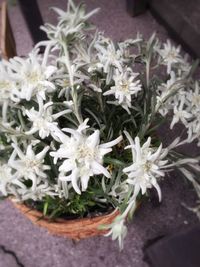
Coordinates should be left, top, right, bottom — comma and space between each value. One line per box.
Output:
0, 0, 200, 249
50, 119, 122, 194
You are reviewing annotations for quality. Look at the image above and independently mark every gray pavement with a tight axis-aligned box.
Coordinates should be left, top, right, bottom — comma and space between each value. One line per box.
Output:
0, 1, 199, 266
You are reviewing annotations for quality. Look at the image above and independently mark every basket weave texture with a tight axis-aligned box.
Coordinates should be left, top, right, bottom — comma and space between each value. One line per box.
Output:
12, 201, 119, 240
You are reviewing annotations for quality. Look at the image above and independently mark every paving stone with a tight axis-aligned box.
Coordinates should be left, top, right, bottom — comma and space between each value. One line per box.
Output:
150, 0, 200, 58
0, 247, 22, 267
144, 226, 200, 267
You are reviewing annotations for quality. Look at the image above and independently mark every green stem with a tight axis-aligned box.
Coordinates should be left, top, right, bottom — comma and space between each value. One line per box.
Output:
98, 92, 104, 113
146, 59, 150, 88
62, 42, 83, 124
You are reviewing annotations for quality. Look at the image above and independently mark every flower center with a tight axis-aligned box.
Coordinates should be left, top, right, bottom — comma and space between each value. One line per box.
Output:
34, 117, 52, 129
192, 95, 200, 106
25, 159, 40, 169
167, 51, 177, 60
143, 161, 152, 173
26, 71, 42, 84
62, 79, 70, 87
120, 81, 129, 92
0, 80, 11, 89
76, 144, 96, 162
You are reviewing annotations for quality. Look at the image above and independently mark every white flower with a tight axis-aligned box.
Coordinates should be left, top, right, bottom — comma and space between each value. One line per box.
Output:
52, 0, 99, 27
188, 82, 200, 109
157, 40, 183, 73
104, 197, 137, 249
72, 33, 103, 72
0, 61, 19, 103
184, 82, 200, 144
50, 119, 122, 194
104, 215, 127, 250
156, 71, 183, 116
123, 132, 168, 201
25, 99, 71, 139
178, 54, 191, 76
95, 40, 123, 74
0, 163, 25, 196
7, 50, 56, 101
109, 179, 130, 204
0, 61, 20, 122
17, 181, 57, 201
8, 144, 50, 190
157, 71, 177, 100
170, 95, 192, 129
40, 0, 99, 47
103, 69, 141, 113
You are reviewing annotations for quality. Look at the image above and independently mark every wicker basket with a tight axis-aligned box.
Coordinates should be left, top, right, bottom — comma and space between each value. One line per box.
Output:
0, 1, 16, 59
12, 201, 119, 240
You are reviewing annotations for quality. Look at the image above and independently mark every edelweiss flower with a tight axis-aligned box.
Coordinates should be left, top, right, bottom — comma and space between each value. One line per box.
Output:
0, 61, 20, 122
156, 71, 183, 116
9, 144, 50, 190
170, 95, 192, 129
95, 40, 123, 74
104, 197, 137, 249
183, 82, 200, 144
0, 61, 19, 103
52, 0, 99, 27
7, 50, 56, 101
157, 40, 183, 73
50, 119, 122, 194
0, 163, 25, 196
25, 99, 71, 139
109, 180, 130, 204
103, 69, 141, 113
72, 33, 103, 73
123, 132, 168, 201
157, 71, 177, 100
17, 181, 57, 201
104, 215, 127, 250
40, 0, 99, 47
188, 82, 200, 109
0, 165, 12, 193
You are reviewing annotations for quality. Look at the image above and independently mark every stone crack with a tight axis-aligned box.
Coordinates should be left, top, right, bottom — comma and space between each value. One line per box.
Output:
0, 245, 25, 267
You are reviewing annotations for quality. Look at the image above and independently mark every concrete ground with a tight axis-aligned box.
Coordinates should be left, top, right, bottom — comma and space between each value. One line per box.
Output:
0, 1, 199, 266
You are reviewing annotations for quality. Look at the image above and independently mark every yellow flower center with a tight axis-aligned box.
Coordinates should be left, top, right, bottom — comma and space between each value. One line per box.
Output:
26, 71, 41, 84
62, 79, 70, 87
120, 81, 129, 92
0, 80, 12, 91
25, 159, 40, 168
76, 144, 96, 162
143, 161, 152, 172
192, 95, 200, 106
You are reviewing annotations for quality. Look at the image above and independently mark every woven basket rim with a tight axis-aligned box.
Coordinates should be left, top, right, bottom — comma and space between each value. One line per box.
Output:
10, 199, 120, 240
11, 198, 118, 223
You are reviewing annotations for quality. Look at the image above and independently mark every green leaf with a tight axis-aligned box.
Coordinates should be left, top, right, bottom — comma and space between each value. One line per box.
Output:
43, 201, 49, 216
187, 59, 200, 78
104, 157, 125, 167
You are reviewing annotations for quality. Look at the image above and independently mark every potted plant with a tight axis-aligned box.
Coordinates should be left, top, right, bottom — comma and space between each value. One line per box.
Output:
0, 0, 200, 249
